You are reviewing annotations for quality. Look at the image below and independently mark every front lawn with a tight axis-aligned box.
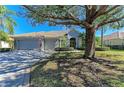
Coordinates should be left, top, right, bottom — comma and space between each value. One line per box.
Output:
96, 50, 124, 61
30, 50, 124, 87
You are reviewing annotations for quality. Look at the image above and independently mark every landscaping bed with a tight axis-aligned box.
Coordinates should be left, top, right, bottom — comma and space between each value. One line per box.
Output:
30, 50, 124, 87
54, 47, 74, 51
0, 48, 11, 52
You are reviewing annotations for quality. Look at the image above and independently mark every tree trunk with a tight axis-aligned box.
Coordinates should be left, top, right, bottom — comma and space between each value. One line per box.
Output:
84, 27, 96, 58
101, 28, 104, 48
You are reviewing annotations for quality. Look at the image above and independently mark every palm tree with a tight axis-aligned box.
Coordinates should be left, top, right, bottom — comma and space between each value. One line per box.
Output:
0, 5, 17, 42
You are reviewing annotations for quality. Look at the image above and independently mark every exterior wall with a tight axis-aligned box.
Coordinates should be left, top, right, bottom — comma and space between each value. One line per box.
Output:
44, 38, 59, 51
0, 41, 10, 48
104, 39, 124, 46
66, 31, 80, 48
104, 39, 124, 49
78, 37, 83, 48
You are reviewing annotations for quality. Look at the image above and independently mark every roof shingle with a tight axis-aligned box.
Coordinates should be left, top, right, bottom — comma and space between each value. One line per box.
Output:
103, 31, 124, 40
11, 31, 67, 39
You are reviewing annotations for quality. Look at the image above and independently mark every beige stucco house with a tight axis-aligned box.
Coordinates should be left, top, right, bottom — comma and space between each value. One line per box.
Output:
11, 30, 82, 51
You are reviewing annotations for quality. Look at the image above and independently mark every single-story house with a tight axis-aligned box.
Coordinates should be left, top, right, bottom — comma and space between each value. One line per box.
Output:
103, 31, 124, 49
11, 30, 82, 50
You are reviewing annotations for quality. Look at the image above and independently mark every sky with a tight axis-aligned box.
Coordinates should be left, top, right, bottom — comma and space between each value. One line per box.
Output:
6, 5, 124, 36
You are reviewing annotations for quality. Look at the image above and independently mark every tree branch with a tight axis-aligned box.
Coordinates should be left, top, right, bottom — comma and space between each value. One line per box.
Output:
93, 5, 120, 21
96, 15, 124, 28
92, 6, 108, 20
49, 20, 80, 25
23, 5, 74, 20
102, 5, 120, 15
23, 5, 91, 28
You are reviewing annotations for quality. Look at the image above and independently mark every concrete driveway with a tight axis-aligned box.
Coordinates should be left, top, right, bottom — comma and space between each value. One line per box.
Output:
0, 50, 50, 87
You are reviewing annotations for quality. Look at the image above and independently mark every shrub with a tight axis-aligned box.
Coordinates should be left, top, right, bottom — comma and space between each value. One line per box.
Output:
76, 47, 85, 50
110, 45, 124, 50
0, 48, 11, 52
54, 47, 74, 51
96, 47, 110, 51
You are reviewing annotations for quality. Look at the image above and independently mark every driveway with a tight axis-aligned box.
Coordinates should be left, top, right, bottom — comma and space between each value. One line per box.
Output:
0, 50, 50, 87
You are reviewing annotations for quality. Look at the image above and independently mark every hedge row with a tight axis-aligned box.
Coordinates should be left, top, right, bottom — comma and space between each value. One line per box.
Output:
77, 47, 110, 51
95, 47, 110, 51
55, 47, 110, 51
54, 47, 74, 51
0, 48, 11, 52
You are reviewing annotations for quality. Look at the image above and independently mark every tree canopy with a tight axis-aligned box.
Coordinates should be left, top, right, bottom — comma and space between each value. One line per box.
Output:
23, 5, 124, 29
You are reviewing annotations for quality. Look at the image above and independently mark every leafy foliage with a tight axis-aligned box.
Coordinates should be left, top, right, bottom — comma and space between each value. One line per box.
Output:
60, 35, 67, 48
79, 32, 85, 48
0, 30, 9, 41
23, 5, 124, 29
0, 5, 17, 41
95, 36, 101, 47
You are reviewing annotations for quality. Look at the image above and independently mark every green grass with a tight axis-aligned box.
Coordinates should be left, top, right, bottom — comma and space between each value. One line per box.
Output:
96, 50, 124, 61
96, 50, 124, 73
30, 49, 124, 87
103, 76, 124, 87
53, 50, 124, 61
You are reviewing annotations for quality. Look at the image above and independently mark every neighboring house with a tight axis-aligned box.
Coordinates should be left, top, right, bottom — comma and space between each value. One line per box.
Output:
103, 31, 124, 49
0, 38, 13, 48
0, 41, 10, 48
11, 30, 82, 50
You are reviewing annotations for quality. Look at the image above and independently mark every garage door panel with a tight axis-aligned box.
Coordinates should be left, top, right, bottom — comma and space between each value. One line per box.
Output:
16, 39, 40, 50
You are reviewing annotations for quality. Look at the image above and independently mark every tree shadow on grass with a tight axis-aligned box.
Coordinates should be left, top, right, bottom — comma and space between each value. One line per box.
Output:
30, 56, 124, 87
91, 57, 124, 72
30, 51, 124, 87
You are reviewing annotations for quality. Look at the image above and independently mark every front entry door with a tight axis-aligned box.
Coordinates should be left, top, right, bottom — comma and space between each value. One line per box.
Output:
70, 38, 76, 48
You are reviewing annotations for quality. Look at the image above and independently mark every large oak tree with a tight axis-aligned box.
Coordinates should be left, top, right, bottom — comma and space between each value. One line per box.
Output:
23, 5, 124, 58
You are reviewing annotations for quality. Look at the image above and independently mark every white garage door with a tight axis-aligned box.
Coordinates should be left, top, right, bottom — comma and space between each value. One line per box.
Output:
16, 39, 40, 50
